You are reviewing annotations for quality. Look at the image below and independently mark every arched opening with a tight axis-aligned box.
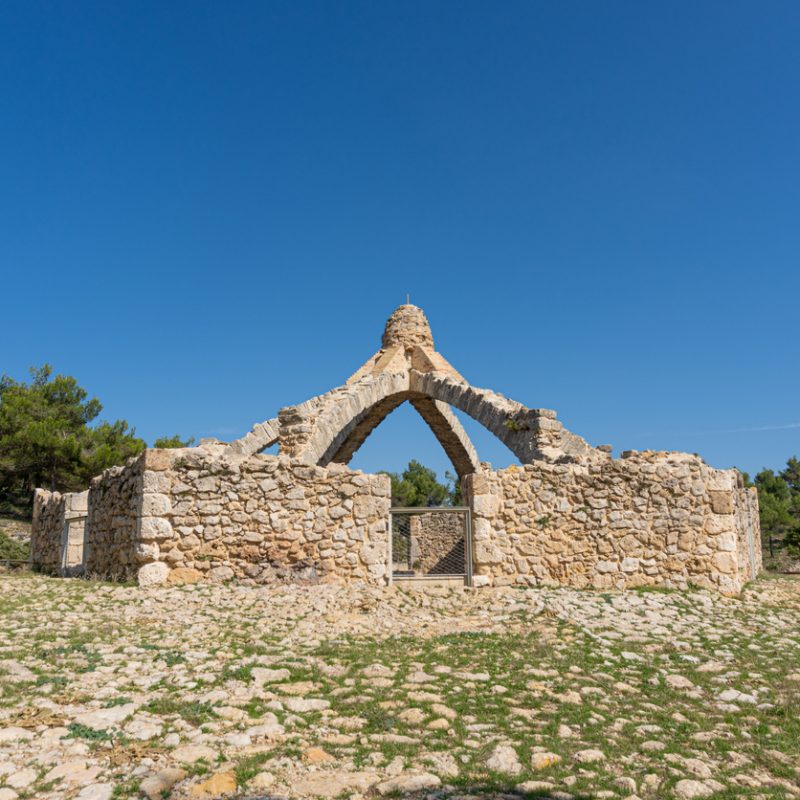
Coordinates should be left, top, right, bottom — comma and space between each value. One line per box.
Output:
321, 391, 480, 480
346, 400, 470, 499
344, 400, 473, 584
280, 370, 585, 470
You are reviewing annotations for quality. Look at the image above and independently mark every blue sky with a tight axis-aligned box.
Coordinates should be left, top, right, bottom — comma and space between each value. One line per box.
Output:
1, 1, 798, 482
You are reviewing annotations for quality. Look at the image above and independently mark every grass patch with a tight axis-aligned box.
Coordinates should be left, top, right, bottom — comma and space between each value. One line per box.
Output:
0, 528, 29, 561
64, 722, 114, 742
233, 752, 272, 785
142, 697, 217, 726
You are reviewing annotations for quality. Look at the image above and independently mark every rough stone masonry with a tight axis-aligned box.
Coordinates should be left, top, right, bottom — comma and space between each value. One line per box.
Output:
31, 304, 761, 593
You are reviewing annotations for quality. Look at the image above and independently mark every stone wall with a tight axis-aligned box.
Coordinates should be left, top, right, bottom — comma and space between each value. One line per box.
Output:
408, 511, 467, 575
27, 304, 763, 594
466, 451, 760, 595
134, 448, 392, 586
31, 489, 66, 572
85, 456, 145, 580
31, 444, 759, 595
733, 478, 762, 582
31, 489, 89, 575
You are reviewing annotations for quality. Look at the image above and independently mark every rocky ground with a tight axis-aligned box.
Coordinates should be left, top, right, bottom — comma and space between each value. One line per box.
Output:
0, 573, 798, 800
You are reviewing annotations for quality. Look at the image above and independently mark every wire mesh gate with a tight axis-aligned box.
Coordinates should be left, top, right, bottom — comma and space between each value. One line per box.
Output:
389, 507, 472, 585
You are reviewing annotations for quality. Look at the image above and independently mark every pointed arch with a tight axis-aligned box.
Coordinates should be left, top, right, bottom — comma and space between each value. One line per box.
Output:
323, 395, 481, 478
277, 370, 598, 468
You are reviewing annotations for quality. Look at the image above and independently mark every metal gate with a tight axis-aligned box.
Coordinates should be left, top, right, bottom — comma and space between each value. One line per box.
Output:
389, 507, 472, 585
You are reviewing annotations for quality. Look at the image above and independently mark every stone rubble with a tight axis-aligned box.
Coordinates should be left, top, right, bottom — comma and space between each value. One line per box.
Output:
0, 573, 797, 799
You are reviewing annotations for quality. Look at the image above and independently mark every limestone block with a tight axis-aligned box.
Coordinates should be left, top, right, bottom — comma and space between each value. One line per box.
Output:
347, 526, 365, 542
716, 532, 737, 552
677, 532, 695, 552
329, 505, 349, 520
712, 551, 737, 574
709, 491, 734, 515
354, 495, 385, 519
142, 471, 172, 493
167, 567, 203, 585
595, 560, 617, 573
372, 481, 392, 497
472, 494, 498, 516
138, 562, 169, 587
473, 541, 504, 565
470, 473, 490, 495
360, 542, 386, 566
706, 471, 736, 492
620, 557, 639, 573
369, 519, 387, 536
134, 542, 160, 562
144, 449, 174, 472
177, 534, 201, 550
705, 514, 734, 535
209, 566, 234, 581
141, 493, 172, 516
367, 561, 387, 580
195, 477, 219, 492
717, 574, 741, 595
591, 573, 615, 589
66, 491, 89, 513
139, 517, 173, 542
472, 517, 492, 539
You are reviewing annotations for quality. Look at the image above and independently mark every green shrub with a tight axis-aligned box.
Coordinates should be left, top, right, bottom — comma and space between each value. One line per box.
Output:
0, 529, 29, 561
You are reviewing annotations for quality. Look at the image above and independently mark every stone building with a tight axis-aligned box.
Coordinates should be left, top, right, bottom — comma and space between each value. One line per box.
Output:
32, 304, 761, 594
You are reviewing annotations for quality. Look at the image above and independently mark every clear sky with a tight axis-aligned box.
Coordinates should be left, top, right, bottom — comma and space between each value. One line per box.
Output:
2, 1, 798, 483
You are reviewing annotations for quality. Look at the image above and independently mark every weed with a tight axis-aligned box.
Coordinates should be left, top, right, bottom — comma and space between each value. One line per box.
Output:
64, 722, 114, 742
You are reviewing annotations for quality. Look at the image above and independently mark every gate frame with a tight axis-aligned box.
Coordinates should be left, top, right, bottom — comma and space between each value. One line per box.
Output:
59, 514, 88, 577
387, 506, 472, 587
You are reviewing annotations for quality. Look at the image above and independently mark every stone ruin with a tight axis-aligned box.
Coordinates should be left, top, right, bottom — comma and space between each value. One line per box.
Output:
31, 304, 761, 594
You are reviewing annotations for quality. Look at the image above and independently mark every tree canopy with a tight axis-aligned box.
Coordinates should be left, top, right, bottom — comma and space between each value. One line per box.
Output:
381, 459, 461, 507
153, 434, 196, 449
743, 457, 800, 561
0, 365, 189, 516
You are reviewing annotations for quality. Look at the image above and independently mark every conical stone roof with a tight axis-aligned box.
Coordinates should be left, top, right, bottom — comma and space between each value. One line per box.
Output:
381, 304, 434, 350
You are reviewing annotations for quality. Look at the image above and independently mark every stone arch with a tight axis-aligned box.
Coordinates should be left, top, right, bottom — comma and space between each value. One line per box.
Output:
228, 418, 279, 457
279, 370, 598, 470
229, 304, 599, 468
323, 394, 481, 479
